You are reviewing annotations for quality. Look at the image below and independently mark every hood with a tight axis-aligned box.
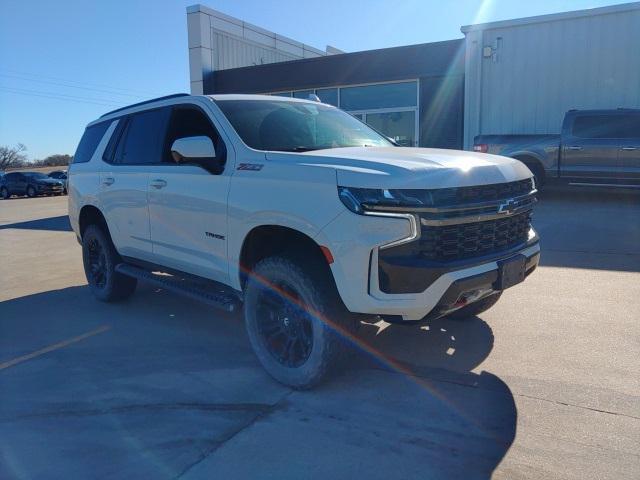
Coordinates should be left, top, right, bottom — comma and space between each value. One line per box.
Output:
265, 147, 533, 189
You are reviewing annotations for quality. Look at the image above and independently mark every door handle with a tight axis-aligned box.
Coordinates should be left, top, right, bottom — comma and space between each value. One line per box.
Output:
621, 146, 638, 151
567, 146, 583, 151
150, 179, 167, 189
102, 177, 115, 186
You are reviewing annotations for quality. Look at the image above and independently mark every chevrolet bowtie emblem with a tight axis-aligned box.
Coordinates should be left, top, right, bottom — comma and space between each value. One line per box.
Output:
497, 198, 518, 214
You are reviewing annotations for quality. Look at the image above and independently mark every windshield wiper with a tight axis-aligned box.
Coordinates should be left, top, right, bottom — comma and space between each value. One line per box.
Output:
270, 146, 326, 152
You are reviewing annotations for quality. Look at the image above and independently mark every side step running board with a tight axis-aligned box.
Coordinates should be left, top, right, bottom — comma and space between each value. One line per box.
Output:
115, 263, 240, 313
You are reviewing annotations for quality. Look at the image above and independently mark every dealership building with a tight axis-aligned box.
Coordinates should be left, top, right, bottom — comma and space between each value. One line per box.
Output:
187, 2, 640, 150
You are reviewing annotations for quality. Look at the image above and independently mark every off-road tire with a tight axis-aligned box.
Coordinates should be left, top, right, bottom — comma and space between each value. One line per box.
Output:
244, 253, 355, 389
26, 185, 36, 198
448, 292, 502, 320
0, 187, 8, 199
82, 224, 137, 302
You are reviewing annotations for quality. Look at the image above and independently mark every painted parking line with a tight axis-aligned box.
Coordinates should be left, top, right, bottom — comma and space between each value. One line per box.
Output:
0, 325, 111, 371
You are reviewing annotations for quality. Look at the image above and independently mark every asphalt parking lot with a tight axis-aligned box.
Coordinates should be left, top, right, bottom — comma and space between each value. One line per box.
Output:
1, 189, 639, 480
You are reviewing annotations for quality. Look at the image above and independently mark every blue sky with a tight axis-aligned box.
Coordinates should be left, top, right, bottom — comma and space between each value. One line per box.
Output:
0, 0, 622, 160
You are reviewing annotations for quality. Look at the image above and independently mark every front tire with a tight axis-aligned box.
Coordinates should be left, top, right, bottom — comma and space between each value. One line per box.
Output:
0, 187, 8, 199
448, 292, 502, 320
26, 185, 36, 198
244, 253, 354, 389
82, 224, 137, 302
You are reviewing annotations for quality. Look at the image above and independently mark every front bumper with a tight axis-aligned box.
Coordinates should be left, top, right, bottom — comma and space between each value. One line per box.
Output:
366, 240, 539, 321
316, 209, 540, 322
36, 184, 64, 194
373, 242, 540, 322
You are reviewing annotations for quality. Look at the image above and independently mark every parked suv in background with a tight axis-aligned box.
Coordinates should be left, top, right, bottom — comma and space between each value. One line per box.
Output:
48, 170, 68, 194
69, 94, 540, 388
1, 171, 65, 199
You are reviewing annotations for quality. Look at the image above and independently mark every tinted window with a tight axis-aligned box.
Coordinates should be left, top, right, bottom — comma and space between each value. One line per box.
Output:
5, 173, 20, 181
340, 81, 417, 111
115, 108, 170, 164
316, 88, 338, 107
163, 106, 226, 169
572, 114, 640, 139
615, 114, 640, 138
73, 121, 110, 164
216, 99, 392, 151
23, 172, 48, 179
293, 90, 314, 99
102, 119, 126, 163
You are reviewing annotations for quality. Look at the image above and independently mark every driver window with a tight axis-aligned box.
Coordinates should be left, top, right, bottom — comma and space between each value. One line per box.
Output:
163, 106, 226, 170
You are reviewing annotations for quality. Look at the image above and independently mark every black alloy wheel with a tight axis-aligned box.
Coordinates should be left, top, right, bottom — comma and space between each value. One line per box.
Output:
26, 185, 36, 197
0, 187, 8, 199
243, 253, 356, 389
81, 224, 137, 302
255, 284, 314, 368
86, 236, 108, 289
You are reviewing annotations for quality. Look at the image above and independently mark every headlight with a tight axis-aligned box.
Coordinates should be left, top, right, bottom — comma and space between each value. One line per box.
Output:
338, 186, 426, 214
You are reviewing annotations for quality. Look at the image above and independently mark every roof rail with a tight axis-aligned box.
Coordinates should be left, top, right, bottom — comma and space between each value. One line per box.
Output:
100, 93, 191, 118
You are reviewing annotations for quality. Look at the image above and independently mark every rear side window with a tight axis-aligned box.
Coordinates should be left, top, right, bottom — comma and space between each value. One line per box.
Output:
572, 114, 640, 139
114, 108, 170, 165
73, 122, 110, 164
616, 114, 640, 138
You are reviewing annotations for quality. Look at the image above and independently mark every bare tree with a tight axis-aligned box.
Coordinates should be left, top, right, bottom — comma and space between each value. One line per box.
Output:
0, 144, 27, 170
37, 154, 73, 167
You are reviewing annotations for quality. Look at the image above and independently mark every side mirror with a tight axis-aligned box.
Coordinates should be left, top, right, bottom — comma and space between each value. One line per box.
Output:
171, 136, 216, 164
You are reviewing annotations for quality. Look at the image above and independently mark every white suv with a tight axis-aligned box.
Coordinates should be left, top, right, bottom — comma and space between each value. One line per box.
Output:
69, 94, 540, 388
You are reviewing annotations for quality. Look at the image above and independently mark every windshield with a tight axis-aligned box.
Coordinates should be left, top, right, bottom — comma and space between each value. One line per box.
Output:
215, 99, 393, 152
23, 172, 48, 179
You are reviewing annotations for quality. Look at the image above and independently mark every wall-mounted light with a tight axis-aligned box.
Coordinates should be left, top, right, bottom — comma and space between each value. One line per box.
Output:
482, 37, 502, 62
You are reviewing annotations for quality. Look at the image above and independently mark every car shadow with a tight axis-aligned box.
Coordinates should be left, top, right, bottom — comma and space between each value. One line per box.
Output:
332, 315, 517, 478
0, 285, 515, 479
0, 215, 72, 232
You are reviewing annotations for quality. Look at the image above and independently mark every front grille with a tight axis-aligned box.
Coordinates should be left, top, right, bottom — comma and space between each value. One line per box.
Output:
420, 178, 534, 207
418, 210, 531, 262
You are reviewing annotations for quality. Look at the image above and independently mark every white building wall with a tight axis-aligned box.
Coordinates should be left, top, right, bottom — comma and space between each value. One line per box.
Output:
462, 2, 640, 148
187, 4, 340, 94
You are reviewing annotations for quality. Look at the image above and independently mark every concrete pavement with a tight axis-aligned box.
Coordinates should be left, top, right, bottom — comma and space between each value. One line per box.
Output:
0, 190, 638, 479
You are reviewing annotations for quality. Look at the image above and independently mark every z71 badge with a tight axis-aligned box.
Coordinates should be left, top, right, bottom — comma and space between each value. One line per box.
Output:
237, 163, 264, 171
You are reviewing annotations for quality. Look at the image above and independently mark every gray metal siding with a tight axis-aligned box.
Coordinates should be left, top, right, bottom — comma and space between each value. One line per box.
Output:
464, 5, 640, 147
212, 32, 299, 70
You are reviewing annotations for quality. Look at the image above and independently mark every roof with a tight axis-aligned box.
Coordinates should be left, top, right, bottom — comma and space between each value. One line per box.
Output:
100, 94, 190, 118
208, 94, 322, 103
461, 1, 640, 32
92, 94, 325, 125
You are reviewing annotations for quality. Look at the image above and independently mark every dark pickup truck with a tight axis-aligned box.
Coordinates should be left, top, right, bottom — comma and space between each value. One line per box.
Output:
473, 109, 640, 187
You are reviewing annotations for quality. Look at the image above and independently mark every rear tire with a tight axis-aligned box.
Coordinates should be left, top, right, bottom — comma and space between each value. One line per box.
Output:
243, 253, 355, 389
26, 185, 36, 198
0, 187, 8, 199
448, 292, 502, 320
82, 224, 137, 302
516, 158, 545, 188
